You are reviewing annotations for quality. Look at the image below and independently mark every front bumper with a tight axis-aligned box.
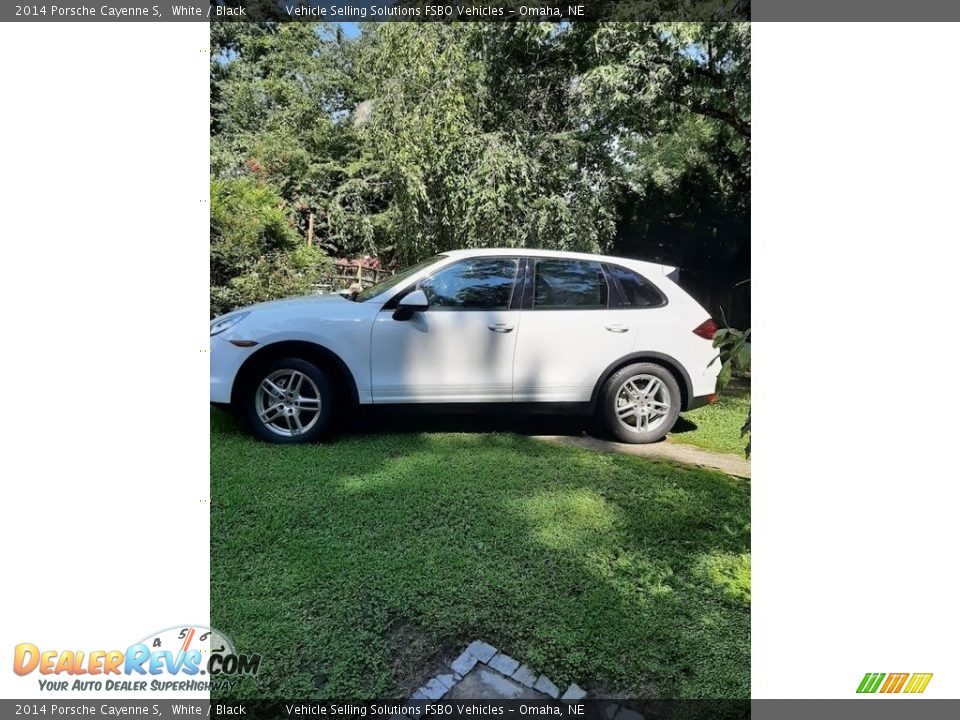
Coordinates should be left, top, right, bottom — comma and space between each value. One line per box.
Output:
210, 336, 256, 404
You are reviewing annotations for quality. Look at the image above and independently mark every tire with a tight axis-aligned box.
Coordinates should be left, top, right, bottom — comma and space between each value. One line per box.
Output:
241, 357, 335, 444
600, 362, 682, 444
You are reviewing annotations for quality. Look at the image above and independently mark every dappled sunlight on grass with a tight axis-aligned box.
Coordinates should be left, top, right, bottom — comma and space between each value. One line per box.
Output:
694, 551, 751, 606
510, 488, 621, 551
211, 409, 750, 699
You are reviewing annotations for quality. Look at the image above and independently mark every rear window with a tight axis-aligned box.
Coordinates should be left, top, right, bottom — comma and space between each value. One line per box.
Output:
607, 265, 667, 308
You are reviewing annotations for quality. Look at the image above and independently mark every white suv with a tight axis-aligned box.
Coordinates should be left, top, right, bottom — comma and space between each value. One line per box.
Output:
210, 249, 721, 444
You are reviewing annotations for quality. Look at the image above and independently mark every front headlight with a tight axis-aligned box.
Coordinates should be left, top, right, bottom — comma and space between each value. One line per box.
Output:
210, 312, 250, 337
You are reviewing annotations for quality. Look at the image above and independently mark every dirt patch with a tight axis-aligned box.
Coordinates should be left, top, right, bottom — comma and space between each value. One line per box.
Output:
386, 619, 457, 696
534, 435, 751, 478
591, 669, 659, 702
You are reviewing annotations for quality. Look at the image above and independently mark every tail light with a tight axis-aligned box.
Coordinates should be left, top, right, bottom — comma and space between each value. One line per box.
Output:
692, 319, 718, 340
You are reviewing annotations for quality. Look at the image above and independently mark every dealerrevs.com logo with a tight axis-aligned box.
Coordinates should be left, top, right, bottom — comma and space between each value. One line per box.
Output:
13, 625, 260, 693
857, 672, 933, 694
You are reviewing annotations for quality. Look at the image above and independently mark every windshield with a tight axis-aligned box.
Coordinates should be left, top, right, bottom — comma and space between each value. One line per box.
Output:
354, 255, 447, 302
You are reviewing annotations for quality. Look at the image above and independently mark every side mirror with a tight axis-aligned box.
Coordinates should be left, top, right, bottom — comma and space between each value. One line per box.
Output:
393, 289, 428, 321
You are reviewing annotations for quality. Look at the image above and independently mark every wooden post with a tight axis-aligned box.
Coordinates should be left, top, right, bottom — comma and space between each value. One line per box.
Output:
306, 212, 314, 247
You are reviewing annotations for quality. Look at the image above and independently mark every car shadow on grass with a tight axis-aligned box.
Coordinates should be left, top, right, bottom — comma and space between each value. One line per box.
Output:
347, 408, 710, 447
213, 405, 703, 446
668, 416, 699, 435
348, 407, 596, 438
213, 405, 712, 453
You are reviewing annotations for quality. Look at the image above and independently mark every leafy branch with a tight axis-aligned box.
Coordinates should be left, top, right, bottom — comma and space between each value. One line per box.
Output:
712, 324, 751, 457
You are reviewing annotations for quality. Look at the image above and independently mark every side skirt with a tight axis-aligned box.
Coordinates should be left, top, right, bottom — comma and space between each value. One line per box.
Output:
359, 402, 595, 417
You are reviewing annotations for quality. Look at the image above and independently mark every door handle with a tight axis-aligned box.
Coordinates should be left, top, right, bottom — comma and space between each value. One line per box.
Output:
488, 323, 514, 333
605, 324, 630, 333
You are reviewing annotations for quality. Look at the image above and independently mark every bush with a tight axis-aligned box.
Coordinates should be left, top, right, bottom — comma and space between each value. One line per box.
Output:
210, 177, 331, 317
713, 326, 752, 457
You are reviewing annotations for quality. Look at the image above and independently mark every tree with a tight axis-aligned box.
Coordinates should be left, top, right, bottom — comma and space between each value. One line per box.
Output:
211, 24, 368, 253
209, 22, 751, 326
210, 176, 330, 317
355, 24, 618, 264
571, 22, 751, 325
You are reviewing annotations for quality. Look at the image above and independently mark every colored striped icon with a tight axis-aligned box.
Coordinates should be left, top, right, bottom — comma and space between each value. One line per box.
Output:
904, 673, 934, 693
857, 672, 932, 694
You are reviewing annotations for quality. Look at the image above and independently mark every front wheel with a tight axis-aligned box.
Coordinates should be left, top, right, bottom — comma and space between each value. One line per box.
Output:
600, 363, 681, 444
241, 357, 334, 444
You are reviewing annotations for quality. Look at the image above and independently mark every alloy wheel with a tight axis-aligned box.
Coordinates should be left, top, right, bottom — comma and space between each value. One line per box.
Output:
254, 369, 323, 437
615, 373, 672, 434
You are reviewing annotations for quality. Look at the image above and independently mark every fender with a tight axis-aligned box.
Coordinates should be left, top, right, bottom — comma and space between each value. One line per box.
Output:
590, 351, 694, 411
230, 340, 360, 408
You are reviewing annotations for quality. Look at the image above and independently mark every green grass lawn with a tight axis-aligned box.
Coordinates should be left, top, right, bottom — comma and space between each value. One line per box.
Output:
670, 381, 751, 456
211, 409, 750, 699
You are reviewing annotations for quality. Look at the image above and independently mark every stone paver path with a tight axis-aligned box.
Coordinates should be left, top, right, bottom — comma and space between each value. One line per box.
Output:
447, 666, 547, 700
408, 640, 640, 718
534, 435, 750, 478
411, 640, 587, 703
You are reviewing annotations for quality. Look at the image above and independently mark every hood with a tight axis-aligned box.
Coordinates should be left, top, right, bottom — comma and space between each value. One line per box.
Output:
245, 293, 350, 312
212, 293, 352, 324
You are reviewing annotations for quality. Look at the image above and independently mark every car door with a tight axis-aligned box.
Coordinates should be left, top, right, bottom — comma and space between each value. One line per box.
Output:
370, 256, 522, 403
512, 257, 637, 402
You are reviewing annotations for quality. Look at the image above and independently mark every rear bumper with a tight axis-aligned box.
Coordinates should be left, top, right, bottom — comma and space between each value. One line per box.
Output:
686, 393, 717, 411
687, 352, 721, 407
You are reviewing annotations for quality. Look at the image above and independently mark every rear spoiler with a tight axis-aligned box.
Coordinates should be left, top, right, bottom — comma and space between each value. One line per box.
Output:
662, 265, 680, 283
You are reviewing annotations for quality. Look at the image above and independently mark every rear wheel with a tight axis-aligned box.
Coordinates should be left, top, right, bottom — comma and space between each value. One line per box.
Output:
600, 362, 681, 444
241, 357, 334, 444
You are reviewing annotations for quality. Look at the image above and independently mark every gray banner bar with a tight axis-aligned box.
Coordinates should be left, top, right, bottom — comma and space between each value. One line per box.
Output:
5, 0, 960, 22
754, 699, 960, 720
1, 700, 959, 719
1, 1, 746, 23
755, 0, 960, 20
6, 0, 960, 22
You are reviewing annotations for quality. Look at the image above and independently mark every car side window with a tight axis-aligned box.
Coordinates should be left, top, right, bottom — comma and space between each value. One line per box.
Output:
608, 265, 667, 308
418, 257, 519, 310
533, 259, 608, 310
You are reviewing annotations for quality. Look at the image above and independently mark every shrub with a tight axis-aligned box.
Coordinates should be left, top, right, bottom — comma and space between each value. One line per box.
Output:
210, 177, 331, 317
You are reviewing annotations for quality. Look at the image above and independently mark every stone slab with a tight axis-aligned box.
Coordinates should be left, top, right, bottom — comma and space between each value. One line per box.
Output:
511, 665, 538, 688
465, 640, 498, 663
533, 674, 561, 699
447, 667, 550, 701
451, 650, 478, 677
561, 683, 588, 700
421, 676, 449, 700
488, 653, 520, 676
435, 673, 457, 690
